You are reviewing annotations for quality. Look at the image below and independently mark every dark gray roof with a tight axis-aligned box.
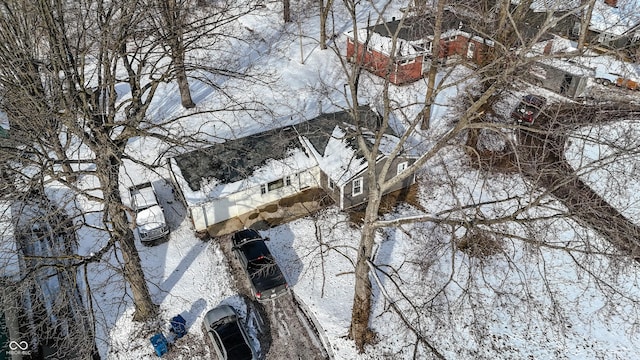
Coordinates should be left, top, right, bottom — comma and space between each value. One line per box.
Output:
368, 11, 466, 42
172, 107, 384, 191
173, 127, 300, 191
369, 8, 553, 46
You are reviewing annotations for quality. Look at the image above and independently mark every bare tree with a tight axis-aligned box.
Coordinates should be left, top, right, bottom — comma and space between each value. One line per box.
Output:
146, 0, 260, 108
333, 0, 640, 354
284, 0, 291, 22
0, 0, 262, 325
578, 0, 597, 51
155, 0, 196, 108
420, 0, 446, 129
319, 0, 335, 50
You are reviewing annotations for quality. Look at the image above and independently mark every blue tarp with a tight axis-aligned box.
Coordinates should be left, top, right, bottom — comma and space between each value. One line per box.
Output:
150, 333, 168, 357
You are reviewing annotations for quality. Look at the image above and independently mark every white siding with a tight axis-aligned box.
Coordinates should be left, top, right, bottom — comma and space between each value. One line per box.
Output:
190, 166, 322, 231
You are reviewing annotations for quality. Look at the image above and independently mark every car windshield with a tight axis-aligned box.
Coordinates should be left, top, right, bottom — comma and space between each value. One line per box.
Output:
214, 321, 253, 360
240, 240, 271, 261
233, 229, 261, 243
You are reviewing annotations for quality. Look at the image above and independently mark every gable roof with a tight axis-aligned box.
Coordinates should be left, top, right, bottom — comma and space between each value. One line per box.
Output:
298, 108, 417, 186
368, 11, 467, 42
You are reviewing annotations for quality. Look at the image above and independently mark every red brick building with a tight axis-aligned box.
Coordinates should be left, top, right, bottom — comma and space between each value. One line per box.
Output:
345, 11, 494, 85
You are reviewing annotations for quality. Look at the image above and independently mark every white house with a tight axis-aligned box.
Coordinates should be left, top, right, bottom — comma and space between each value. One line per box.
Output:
169, 108, 417, 235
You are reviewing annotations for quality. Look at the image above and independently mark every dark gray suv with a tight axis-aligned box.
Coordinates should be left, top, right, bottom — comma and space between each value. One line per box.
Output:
232, 229, 289, 301
203, 305, 257, 360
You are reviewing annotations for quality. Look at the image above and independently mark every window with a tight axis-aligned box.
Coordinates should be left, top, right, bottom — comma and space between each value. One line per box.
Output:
397, 161, 408, 175
261, 176, 291, 195
466, 42, 476, 59
571, 21, 581, 37
399, 58, 415, 65
267, 178, 284, 191
352, 177, 363, 196
598, 32, 615, 45
328, 179, 334, 190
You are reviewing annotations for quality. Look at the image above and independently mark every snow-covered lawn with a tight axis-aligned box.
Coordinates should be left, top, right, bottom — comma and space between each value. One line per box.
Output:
53, 1, 640, 359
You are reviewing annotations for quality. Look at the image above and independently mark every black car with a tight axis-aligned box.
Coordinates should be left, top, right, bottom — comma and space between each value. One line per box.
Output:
232, 229, 289, 301
203, 305, 258, 360
511, 94, 546, 124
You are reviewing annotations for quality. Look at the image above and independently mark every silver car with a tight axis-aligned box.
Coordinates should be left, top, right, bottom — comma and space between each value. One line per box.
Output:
203, 305, 257, 360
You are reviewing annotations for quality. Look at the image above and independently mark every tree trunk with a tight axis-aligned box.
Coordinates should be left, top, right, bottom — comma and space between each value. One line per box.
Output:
319, 0, 328, 50
349, 189, 381, 351
175, 56, 195, 109
319, 0, 335, 50
99, 153, 157, 321
162, 0, 195, 109
578, 0, 596, 51
421, 0, 445, 129
284, 0, 291, 23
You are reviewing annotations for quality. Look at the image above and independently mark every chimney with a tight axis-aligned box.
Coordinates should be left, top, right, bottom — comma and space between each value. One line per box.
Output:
543, 40, 553, 55
604, 0, 618, 7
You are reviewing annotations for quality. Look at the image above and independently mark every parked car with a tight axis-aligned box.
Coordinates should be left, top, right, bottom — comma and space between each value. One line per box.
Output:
511, 94, 547, 124
232, 229, 289, 301
129, 182, 169, 245
203, 305, 258, 360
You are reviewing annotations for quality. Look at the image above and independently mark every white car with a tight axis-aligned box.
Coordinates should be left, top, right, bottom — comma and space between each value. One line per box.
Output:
129, 182, 169, 245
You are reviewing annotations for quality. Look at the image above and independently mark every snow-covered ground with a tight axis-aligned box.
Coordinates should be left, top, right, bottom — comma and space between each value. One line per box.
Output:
39, 1, 640, 359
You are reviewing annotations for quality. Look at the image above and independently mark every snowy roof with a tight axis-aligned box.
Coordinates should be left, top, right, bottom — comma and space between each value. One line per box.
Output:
171, 107, 409, 199
368, 11, 466, 42
301, 126, 367, 186
173, 126, 305, 192
510, 0, 580, 12
513, 0, 640, 36
345, 29, 428, 58
136, 206, 167, 232
344, 11, 478, 58
299, 109, 415, 186
590, 0, 640, 36
536, 57, 596, 77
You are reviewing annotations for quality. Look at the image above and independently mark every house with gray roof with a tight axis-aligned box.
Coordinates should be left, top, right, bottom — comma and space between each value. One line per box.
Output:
168, 107, 417, 235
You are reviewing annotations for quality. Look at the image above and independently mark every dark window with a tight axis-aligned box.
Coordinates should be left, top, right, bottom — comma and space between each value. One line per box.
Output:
268, 178, 284, 191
